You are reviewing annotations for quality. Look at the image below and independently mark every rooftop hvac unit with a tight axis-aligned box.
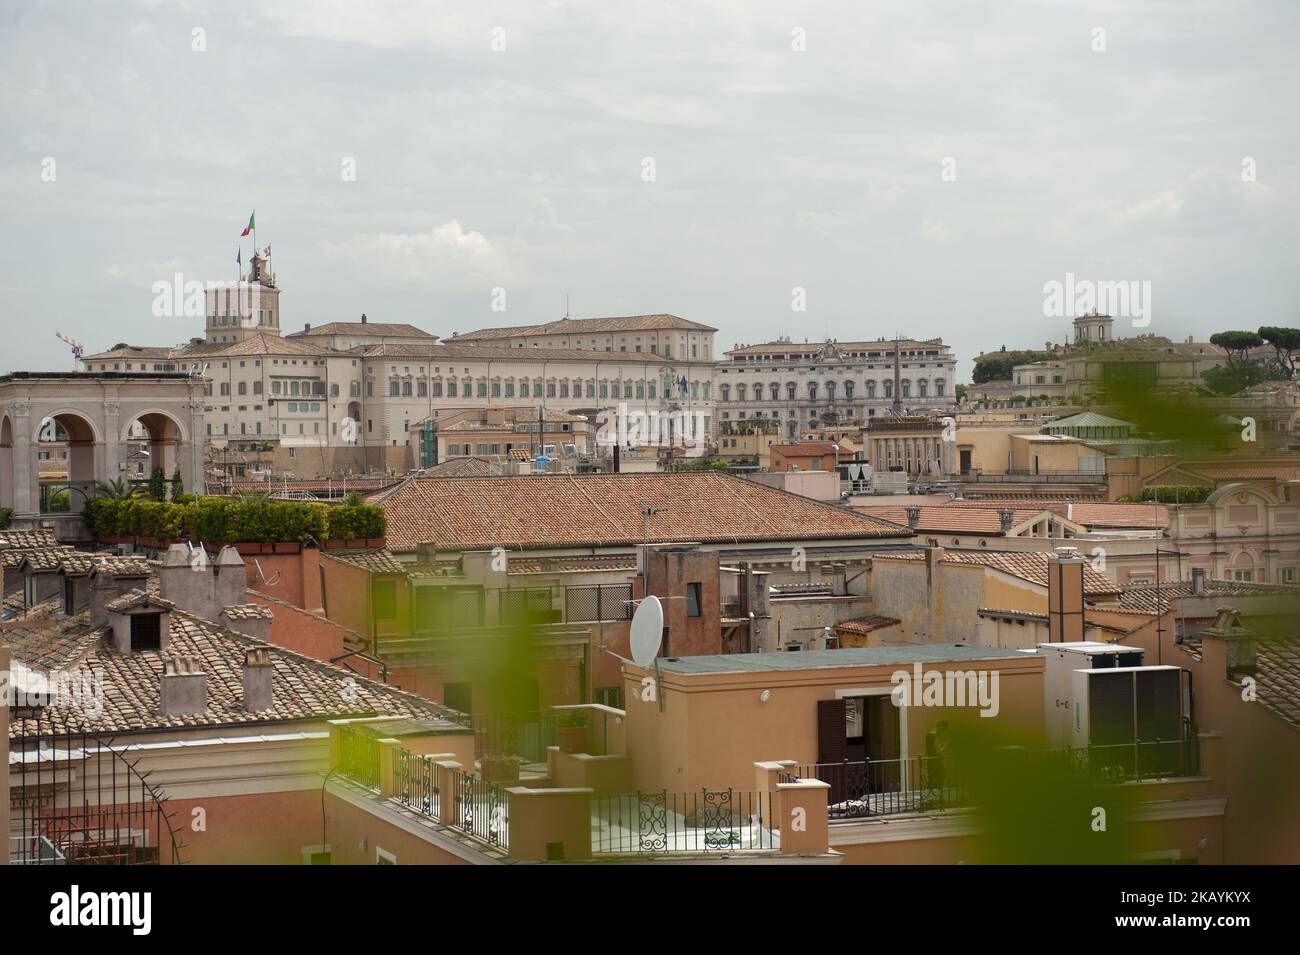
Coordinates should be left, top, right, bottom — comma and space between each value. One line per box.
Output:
1039, 642, 1145, 747
1071, 665, 1190, 779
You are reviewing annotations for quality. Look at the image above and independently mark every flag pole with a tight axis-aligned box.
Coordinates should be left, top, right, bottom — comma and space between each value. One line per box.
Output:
252, 209, 257, 258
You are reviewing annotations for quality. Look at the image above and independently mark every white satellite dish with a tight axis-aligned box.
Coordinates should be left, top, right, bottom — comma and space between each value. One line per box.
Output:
629, 595, 664, 667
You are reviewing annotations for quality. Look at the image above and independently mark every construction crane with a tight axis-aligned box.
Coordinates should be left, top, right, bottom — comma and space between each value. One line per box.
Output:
54, 331, 85, 370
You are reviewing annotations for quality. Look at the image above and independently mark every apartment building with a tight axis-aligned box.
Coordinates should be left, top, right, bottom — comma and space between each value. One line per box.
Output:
718, 337, 958, 440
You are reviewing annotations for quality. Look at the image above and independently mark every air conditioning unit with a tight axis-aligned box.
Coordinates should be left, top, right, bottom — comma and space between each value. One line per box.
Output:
1071, 665, 1189, 778
1039, 642, 1145, 747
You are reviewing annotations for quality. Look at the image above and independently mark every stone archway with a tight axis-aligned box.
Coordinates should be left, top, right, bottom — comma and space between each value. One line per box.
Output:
122, 410, 188, 488
0, 372, 205, 537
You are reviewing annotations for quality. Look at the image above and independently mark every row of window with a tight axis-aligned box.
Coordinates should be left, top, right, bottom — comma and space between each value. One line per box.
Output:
719, 379, 945, 401
385, 378, 712, 400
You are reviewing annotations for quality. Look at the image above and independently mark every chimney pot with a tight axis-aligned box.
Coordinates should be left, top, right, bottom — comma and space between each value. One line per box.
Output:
905, 506, 921, 529
998, 508, 1016, 532
243, 647, 274, 712
1191, 567, 1206, 594
159, 656, 207, 716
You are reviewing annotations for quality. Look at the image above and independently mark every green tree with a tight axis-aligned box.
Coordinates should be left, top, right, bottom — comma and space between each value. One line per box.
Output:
169, 467, 184, 501
1201, 363, 1266, 396
147, 467, 167, 502
1258, 326, 1300, 379
1209, 330, 1263, 371
93, 477, 135, 500
972, 349, 1055, 384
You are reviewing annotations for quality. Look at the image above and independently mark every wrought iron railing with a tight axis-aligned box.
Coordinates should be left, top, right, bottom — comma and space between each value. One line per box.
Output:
336, 724, 382, 790
468, 711, 561, 764
393, 748, 440, 818
780, 756, 965, 819
454, 771, 509, 849
592, 789, 778, 854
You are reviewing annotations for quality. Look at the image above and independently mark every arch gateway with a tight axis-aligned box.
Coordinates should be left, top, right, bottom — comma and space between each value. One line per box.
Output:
0, 372, 205, 538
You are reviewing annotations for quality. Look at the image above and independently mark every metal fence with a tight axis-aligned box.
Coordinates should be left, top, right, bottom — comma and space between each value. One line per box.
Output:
564, 584, 634, 622
393, 748, 440, 818
592, 789, 778, 854
781, 756, 965, 819
336, 724, 382, 790
454, 771, 509, 849
9, 715, 181, 865
469, 711, 561, 764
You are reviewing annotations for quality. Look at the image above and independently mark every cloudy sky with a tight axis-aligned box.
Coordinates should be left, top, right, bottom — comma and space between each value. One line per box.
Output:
2, 0, 1297, 378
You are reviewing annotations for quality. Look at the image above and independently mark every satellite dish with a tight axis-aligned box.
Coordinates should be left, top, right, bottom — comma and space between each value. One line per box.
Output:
630, 595, 664, 667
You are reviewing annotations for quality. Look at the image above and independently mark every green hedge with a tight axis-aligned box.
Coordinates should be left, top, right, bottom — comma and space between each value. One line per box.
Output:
83, 498, 386, 545
1139, 485, 1214, 504
0, 506, 11, 530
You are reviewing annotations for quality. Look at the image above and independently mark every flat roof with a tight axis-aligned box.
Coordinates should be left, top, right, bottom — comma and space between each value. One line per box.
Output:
653, 645, 1033, 675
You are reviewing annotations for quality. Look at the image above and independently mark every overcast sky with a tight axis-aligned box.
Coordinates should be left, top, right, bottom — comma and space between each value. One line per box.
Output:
2, 0, 1297, 379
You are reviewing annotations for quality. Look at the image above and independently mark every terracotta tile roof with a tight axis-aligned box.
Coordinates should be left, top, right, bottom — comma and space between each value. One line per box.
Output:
12, 546, 77, 572
220, 603, 275, 620
418, 457, 503, 479
833, 615, 901, 635
771, 442, 840, 457
285, 322, 435, 340
171, 333, 337, 359
1256, 637, 1300, 731
225, 479, 396, 494
0, 529, 59, 549
88, 556, 152, 579
105, 590, 176, 613
506, 555, 639, 576
60, 552, 115, 575
323, 549, 408, 574
877, 499, 1168, 531
976, 606, 1134, 635
454, 314, 716, 340
871, 549, 1117, 595
81, 344, 176, 362
938, 550, 1119, 596
853, 504, 1048, 535
6, 607, 460, 738
381, 472, 906, 551
1120, 579, 1300, 614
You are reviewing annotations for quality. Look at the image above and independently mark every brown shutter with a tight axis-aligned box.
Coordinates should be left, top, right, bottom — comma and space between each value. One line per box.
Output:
817, 699, 848, 806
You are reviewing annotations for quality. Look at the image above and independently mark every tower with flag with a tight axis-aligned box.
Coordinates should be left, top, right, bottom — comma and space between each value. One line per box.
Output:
208, 211, 280, 345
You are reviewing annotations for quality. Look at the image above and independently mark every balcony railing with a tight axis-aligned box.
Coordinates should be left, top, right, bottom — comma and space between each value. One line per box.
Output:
336, 724, 382, 790
783, 737, 1200, 821
454, 770, 509, 849
592, 789, 778, 854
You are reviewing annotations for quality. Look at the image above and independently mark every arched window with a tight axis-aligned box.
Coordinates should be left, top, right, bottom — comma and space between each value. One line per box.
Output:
866, 380, 876, 399
808, 382, 818, 401
787, 383, 797, 400
935, 379, 945, 397
825, 381, 836, 401
769, 383, 779, 401
844, 381, 855, 400
720, 385, 731, 401
901, 380, 911, 398
918, 379, 928, 397
737, 384, 747, 401
884, 380, 893, 399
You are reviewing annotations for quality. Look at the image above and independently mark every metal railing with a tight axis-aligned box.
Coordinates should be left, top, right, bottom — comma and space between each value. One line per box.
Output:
393, 748, 440, 818
780, 756, 965, 819
454, 771, 509, 849
336, 724, 382, 790
469, 711, 561, 764
592, 789, 778, 854
564, 584, 634, 622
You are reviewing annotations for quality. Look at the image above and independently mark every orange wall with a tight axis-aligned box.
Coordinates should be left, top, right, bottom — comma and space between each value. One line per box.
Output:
325, 790, 472, 865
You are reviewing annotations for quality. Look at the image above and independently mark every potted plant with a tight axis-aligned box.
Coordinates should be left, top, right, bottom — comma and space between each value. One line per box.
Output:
480, 753, 523, 783
558, 709, 589, 754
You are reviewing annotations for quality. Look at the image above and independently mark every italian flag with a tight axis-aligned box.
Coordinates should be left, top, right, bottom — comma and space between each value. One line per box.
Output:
240, 211, 255, 237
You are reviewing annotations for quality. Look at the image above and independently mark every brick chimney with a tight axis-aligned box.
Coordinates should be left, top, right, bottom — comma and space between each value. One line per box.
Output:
242, 647, 274, 712
159, 543, 210, 619
159, 656, 207, 716
1047, 546, 1085, 643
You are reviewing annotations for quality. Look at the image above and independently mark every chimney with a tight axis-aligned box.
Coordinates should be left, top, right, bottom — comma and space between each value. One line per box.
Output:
159, 656, 207, 716
360, 312, 368, 324
90, 562, 149, 627
213, 546, 247, 610
998, 508, 1016, 533
1047, 547, 1085, 643
304, 323, 312, 332
415, 541, 438, 564
1191, 567, 1206, 595
831, 562, 848, 597
905, 506, 921, 529
242, 647, 274, 712
219, 604, 273, 643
